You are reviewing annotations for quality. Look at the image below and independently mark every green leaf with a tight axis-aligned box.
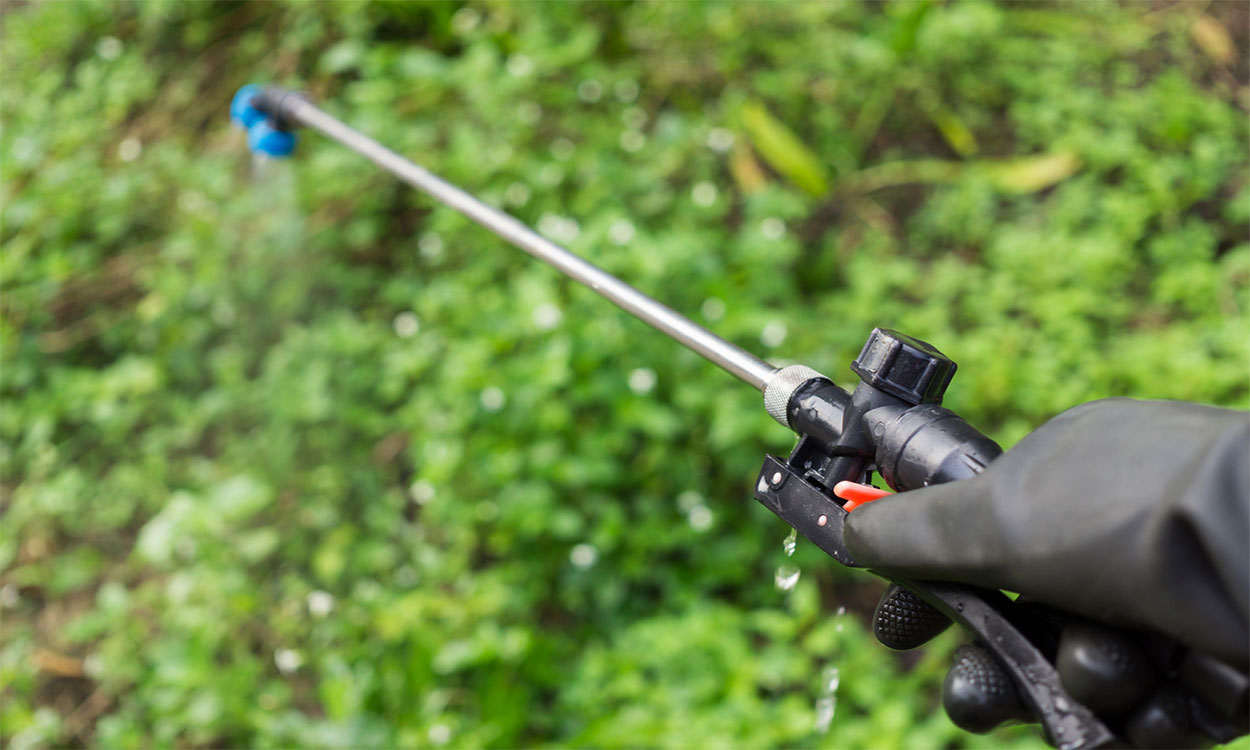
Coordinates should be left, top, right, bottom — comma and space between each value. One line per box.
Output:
737, 100, 831, 196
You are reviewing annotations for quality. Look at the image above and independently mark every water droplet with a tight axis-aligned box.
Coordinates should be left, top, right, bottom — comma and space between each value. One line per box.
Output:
813, 696, 836, 733
760, 216, 786, 239
1054, 696, 1070, 712
614, 79, 639, 102
813, 666, 840, 733
956, 602, 965, 612
761, 320, 788, 348
628, 368, 656, 395
687, 504, 713, 532
700, 297, 726, 321
782, 528, 798, 557
608, 218, 636, 246
532, 303, 562, 330
393, 311, 420, 338
570, 543, 598, 568
577, 79, 603, 102
480, 386, 506, 412
307, 590, 335, 618
706, 127, 735, 153
118, 137, 142, 162
619, 130, 645, 153
775, 563, 800, 591
691, 181, 718, 207
97, 36, 123, 61
822, 665, 841, 693
506, 54, 533, 77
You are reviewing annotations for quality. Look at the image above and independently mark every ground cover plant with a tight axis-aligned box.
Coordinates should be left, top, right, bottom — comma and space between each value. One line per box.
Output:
2, 1, 1247, 748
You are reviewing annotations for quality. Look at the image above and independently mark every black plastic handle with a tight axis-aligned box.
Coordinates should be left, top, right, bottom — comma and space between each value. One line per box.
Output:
754, 456, 1116, 749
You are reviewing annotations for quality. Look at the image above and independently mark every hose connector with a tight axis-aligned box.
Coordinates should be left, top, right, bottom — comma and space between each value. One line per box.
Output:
763, 365, 832, 428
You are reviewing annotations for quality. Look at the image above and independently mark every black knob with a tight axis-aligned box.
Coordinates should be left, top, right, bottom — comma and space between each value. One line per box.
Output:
851, 328, 956, 405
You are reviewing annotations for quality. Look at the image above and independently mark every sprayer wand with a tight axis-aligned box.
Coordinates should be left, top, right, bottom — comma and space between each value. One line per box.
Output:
230, 84, 1117, 749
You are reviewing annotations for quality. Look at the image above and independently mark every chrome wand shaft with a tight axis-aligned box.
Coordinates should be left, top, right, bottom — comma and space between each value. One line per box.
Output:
260, 90, 778, 391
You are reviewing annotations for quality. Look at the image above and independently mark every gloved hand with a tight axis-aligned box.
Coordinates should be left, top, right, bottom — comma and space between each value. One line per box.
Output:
843, 399, 1250, 748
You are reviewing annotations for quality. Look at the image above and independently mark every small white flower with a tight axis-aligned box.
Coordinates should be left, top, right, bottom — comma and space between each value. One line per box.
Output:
614, 79, 640, 102
569, 543, 598, 568
118, 138, 142, 162
688, 504, 714, 532
550, 138, 575, 161
96, 36, 122, 61
622, 107, 648, 130
761, 320, 788, 348
451, 7, 480, 33
409, 479, 436, 504
700, 298, 726, 321
628, 368, 656, 395
517, 101, 542, 124
691, 181, 717, 207
706, 128, 735, 153
418, 233, 444, 260
393, 312, 420, 338
538, 213, 580, 243
761, 216, 786, 239
504, 182, 531, 207
480, 386, 506, 412
577, 79, 603, 103
307, 590, 335, 618
428, 723, 452, 746
532, 303, 562, 330
608, 219, 636, 246
274, 648, 303, 675
506, 54, 533, 77
619, 131, 645, 153
676, 490, 703, 512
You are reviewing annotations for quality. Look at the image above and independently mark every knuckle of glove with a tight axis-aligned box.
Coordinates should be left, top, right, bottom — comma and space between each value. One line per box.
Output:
872, 584, 950, 650
942, 644, 1030, 734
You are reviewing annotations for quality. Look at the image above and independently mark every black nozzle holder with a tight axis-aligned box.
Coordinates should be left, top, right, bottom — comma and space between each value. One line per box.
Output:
253, 87, 310, 132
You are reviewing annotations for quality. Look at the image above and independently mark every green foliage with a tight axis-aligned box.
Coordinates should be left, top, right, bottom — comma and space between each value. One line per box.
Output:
1, 1, 1246, 748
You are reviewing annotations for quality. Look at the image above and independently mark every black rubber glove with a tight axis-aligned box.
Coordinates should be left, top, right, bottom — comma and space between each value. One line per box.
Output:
843, 399, 1250, 747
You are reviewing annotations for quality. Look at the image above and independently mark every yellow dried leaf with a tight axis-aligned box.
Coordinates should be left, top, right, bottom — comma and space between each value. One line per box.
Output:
729, 141, 768, 195
1191, 15, 1235, 65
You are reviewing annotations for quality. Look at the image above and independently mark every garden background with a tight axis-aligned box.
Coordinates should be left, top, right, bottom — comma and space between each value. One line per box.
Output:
2, 1, 1247, 748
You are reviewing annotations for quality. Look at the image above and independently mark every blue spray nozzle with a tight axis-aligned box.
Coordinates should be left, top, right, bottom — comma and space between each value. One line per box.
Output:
247, 122, 297, 158
231, 84, 297, 158
230, 84, 266, 129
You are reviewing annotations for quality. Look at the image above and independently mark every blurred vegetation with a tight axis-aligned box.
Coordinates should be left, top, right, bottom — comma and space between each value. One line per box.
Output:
1, 1, 1247, 748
